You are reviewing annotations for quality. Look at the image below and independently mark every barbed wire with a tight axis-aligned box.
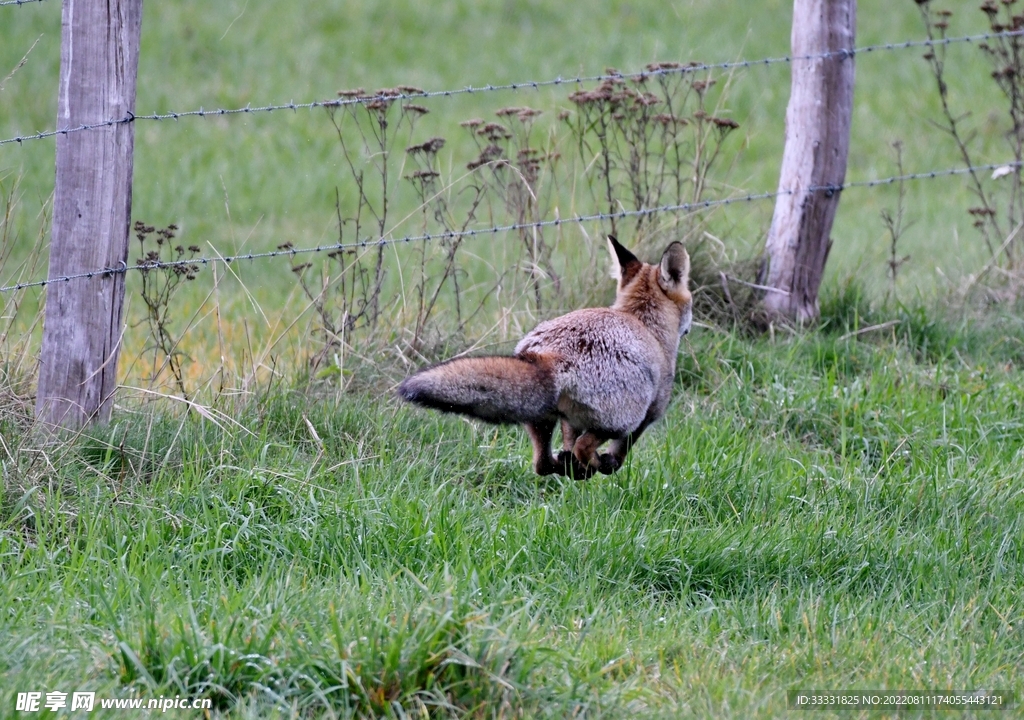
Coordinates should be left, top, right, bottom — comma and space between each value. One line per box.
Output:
0, 0, 47, 6
2, 160, 1019, 295
3, 28, 1023, 148
0, 193, 774, 295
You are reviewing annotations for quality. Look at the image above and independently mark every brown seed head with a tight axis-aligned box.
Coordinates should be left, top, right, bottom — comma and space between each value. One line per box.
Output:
477, 122, 512, 141
408, 169, 441, 181
406, 137, 446, 154
711, 116, 740, 130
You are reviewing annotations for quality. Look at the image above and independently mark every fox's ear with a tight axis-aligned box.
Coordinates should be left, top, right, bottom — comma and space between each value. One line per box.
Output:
607, 235, 642, 287
659, 242, 690, 289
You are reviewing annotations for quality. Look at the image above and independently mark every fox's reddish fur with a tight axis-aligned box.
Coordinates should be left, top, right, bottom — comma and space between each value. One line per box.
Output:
398, 237, 692, 477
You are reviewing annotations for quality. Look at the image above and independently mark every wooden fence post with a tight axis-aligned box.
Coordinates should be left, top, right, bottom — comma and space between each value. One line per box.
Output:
761, 0, 856, 323
36, 0, 143, 428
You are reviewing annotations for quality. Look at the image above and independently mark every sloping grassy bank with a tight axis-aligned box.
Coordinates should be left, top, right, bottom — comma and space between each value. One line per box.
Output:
2, 302, 1022, 718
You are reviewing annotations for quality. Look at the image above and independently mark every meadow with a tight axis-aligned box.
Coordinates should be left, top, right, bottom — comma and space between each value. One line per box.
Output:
1, 0, 1023, 717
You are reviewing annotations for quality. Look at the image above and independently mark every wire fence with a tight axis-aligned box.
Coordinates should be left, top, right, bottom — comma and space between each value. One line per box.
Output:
0, 0, 47, 7
2, 19, 1019, 299
2, 28, 1023, 148
2, 160, 1018, 295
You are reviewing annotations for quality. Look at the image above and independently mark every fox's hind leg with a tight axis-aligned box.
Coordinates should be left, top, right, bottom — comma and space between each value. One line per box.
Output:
524, 417, 598, 479
560, 419, 579, 452
566, 431, 606, 478
554, 420, 595, 479
527, 420, 592, 477
525, 420, 558, 475
596, 420, 651, 474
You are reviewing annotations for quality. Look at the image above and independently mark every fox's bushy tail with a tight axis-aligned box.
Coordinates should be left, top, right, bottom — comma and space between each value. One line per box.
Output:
397, 355, 556, 424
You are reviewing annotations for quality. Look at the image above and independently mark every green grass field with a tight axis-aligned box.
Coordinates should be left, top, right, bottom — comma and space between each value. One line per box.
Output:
2, 311, 1023, 717
0, 0, 1014, 323
2, 0, 1024, 717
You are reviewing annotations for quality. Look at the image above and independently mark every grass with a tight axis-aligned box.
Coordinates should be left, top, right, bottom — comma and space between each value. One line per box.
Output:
2, 309, 1023, 717
0, 0, 1018, 369
2, 1, 1024, 717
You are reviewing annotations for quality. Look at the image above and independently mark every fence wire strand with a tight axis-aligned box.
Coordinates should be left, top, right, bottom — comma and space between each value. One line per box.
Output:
3, 160, 1020, 295
2, 28, 1023, 148
0, 0, 47, 6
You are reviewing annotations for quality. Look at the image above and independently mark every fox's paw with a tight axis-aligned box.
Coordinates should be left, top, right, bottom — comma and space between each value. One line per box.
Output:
596, 453, 624, 475
533, 454, 561, 476
556, 450, 596, 479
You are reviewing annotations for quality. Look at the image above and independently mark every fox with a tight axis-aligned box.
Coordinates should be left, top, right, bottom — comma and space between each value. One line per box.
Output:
397, 236, 692, 478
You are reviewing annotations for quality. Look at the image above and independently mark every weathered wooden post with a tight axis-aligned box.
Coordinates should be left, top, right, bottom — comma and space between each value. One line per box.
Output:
761, 0, 856, 323
36, 0, 143, 428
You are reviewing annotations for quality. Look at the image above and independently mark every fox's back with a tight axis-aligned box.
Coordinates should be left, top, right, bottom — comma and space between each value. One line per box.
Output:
514, 308, 665, 435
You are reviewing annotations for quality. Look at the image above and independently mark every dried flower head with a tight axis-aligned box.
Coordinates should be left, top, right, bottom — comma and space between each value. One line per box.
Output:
496, 106, 542, 121
477, 122, 512, 142
636, 92, 660, 107
653, 113, 688, 127
406, 137, 446, 155
407, 169, 441, 181
467, 144, 504, 170
711, 116, 740, 129
645, 61, 683, 72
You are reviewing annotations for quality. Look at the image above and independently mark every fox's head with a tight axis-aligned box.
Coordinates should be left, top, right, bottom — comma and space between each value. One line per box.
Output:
608, 236, 693, 337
